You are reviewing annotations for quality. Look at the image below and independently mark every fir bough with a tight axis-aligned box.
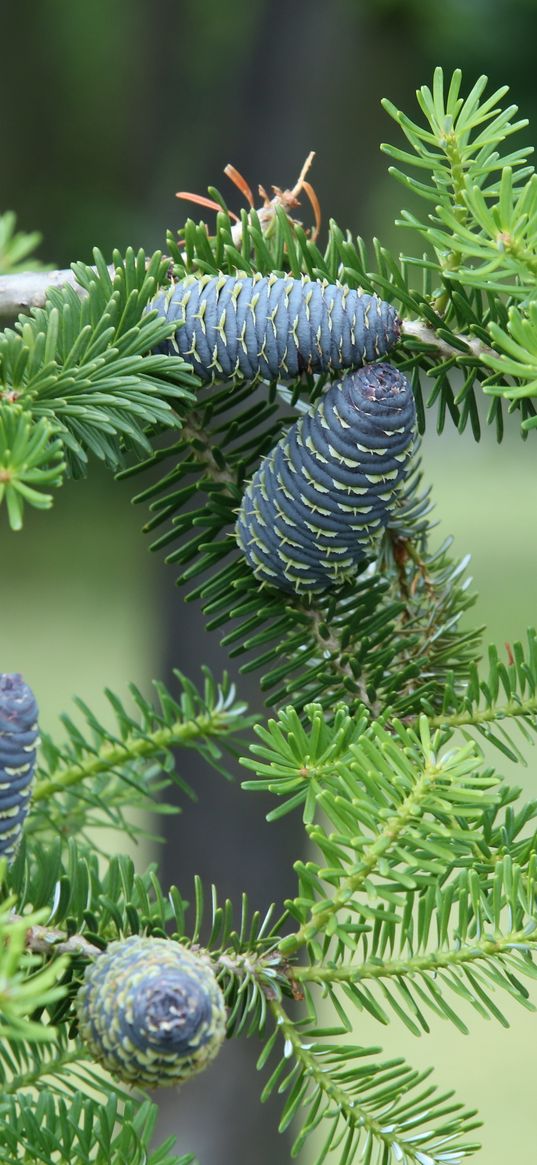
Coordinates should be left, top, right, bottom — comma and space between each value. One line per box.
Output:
0, 67, 536, 1165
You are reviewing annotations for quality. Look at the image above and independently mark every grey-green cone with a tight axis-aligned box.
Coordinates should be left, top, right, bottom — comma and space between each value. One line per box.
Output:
76, 936, 227, 1087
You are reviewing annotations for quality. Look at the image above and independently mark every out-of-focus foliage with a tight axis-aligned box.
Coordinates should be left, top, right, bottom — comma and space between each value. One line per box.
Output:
0, 212, 48, 275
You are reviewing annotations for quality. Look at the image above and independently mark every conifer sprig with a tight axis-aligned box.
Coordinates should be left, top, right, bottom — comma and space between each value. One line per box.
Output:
0, 904, 69, 1044
381, 69, 533, 295
28, 669, 251, 841
0, 248, 197, 526
0, 1094, 191, 1165
425, 628, 537, 762
261, 999, 480, 1165
0, 210, 48, 275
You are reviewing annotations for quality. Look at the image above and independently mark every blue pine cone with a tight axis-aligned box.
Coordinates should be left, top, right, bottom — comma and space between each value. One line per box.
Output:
151, 274, 400, 383
76, 936, 227, 1087
0, 673, 38, 862
236, 362, 416, 594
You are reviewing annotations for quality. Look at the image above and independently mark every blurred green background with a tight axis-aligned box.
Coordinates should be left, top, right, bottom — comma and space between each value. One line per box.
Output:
1, 1, 537, 1162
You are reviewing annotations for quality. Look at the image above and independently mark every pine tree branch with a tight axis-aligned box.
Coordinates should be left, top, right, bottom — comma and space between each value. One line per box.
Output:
22, 914, 290, 992
265, 997, 480, 1164
0, 1043, 88, 1095
33, 705, 246, 804
268, 997, 388, 1148
401, 318, 495, 362
428, 693, 537, 730
17, 917, 102, 960
280, 755, 440, 956
0, 265, 115, 324
409, 632, 537, 761
292, 926, 537, 985
0, 1093, 182, 1165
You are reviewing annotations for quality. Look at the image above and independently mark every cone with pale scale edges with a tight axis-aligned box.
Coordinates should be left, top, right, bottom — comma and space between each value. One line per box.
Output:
76, 935, 227, 1087
151, 274, 401, 383
0, 674, 38, 863
236, 362, 416, 594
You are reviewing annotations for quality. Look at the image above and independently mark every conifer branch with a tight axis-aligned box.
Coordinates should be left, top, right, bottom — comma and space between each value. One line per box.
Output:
0, 906, 70, 1043
265, 997, 480, 1164
0, 1044, 87, 1095
280, 756, 441, 956
269, 998, 388, 1147
401, 317, 495, 362
0, 1093, 186, 1165
429, 694, 537, 731
26, 670, 251, 842
33, 709, 237, 803
0, 267, 95, 323
415, 629, 537, 760
17, 918, 102, 960
293, 926, 537, 985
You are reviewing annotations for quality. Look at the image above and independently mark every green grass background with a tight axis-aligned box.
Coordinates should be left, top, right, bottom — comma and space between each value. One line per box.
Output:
1, 413, 535, 1163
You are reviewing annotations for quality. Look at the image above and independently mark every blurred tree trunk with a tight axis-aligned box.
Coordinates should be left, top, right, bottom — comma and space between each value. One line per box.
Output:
155, 5, 419, 1161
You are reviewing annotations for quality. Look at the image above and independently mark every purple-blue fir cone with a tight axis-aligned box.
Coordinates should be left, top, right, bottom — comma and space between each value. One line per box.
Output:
236, 362, 416, 593
151, 273, 401, 384
0, 674, 38, 862
76, 935, 227, 1087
